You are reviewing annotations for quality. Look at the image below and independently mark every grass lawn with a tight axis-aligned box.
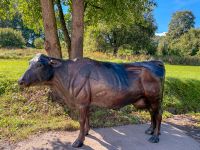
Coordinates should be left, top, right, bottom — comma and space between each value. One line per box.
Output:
0, 48, 200, 142
165, 65, 200, 80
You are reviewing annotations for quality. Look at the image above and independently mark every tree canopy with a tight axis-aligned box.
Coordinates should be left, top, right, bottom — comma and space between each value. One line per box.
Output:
167, 11, 195, 40
84, 13, 157, 55
0, 0, 157, 58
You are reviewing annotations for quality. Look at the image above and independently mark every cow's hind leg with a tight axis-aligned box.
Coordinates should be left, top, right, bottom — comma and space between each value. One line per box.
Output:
145, 110, 156, 135
148, 106, 162, 143
72, 106, 89, 148
84, 108, 90, 135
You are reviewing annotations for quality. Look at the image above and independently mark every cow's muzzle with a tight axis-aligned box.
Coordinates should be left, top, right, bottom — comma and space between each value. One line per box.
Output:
18, 78, 29, 87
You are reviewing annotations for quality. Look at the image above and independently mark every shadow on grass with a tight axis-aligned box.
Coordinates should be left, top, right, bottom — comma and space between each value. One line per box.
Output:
164, 77, 200, 113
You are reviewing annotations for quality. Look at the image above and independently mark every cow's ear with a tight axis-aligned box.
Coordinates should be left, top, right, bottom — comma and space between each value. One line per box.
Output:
49, 59, 62, 67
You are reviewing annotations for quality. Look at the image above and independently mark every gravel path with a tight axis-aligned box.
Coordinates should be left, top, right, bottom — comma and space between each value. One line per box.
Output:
2, 123, 199, 150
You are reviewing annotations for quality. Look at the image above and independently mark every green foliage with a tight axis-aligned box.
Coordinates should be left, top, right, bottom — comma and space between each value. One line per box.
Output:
167, 11, 195, 40
0, 0, 16, 20
0, 14, 42, 46
155, 11, 199, 57
160, 55, 200, 66
34, 38, 44, 49
154, 36, 168, 56
169, 28, 200, 56
0, 0, 43, 33
17, 0, 43, 32
84, 13, 157, 55
84, 0, 156, 27
0, 28, 25, 48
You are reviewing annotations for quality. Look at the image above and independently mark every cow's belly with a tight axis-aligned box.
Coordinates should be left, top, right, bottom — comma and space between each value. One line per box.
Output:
90, 83, 143, 108
90, 75, 144, 108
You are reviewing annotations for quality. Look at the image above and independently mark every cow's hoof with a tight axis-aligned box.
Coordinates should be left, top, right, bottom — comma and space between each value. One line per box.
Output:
148, 135, 159, 143
84, 129, 90, 136
72, 139, 83, 148
145, 128, 154, 135
85, 132, 89, 136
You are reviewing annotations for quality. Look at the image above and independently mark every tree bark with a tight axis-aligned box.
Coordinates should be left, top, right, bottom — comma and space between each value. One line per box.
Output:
40, 0, 62, 58
113, 46, 119, 56
56, 0, 71, 58
112, 31, 118, 56
71, 0, 84, 59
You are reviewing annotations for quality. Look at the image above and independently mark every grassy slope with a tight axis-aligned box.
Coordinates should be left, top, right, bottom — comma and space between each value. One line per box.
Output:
165, 65, 200, 113
0, 49, 200, 142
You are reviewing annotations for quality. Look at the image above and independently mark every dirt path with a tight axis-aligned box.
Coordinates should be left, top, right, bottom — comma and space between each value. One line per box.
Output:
165, 114, 200, 143
2, 123, 200, 150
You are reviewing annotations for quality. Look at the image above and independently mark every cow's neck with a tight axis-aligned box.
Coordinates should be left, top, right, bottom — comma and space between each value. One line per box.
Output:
49, 63, 71, 102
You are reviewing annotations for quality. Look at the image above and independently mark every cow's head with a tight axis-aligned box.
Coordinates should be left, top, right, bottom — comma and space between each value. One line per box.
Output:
18, 54, 62, 87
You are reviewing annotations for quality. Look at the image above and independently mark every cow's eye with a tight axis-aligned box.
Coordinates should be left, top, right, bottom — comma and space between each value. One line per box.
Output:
37, 63, 43, 67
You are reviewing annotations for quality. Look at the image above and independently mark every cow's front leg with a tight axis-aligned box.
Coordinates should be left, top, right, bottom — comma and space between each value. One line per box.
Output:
72, 106, 88, 148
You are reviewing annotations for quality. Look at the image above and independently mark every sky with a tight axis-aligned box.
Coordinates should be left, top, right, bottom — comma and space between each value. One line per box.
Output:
154, 0, 200, 35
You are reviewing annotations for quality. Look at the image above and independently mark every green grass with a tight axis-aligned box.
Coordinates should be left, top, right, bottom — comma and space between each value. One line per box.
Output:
164, 65, 200, 113
0, 48, 200, 142
165, 65, 200, 80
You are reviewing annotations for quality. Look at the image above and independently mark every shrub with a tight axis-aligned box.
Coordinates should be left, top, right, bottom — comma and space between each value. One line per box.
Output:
0, 28, 25, 48
159, 55, 200, 66
118, 48, 133, 56
34, 38, 44, 49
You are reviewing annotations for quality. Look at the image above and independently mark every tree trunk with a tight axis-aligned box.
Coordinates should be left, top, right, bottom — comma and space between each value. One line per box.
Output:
40, 0, 62, 58
112, 31, 118, 56
71, 0, 84, 59
56, 0, 71, 58
113, 46, 118, 56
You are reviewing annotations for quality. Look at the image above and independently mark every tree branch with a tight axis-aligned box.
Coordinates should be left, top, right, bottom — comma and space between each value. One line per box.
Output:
88, 2, 103, 10
56, 0, 71, 57
84, 1, 88, 12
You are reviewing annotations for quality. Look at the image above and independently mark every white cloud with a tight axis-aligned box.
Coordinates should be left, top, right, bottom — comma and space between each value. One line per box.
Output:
155, 32, 167, 36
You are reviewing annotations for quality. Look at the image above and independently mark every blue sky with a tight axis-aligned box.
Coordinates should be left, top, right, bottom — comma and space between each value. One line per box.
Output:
154, 0, 200, 34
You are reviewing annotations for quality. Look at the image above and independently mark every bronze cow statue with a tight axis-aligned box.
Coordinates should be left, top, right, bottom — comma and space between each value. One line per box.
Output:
18, 54, 165, 148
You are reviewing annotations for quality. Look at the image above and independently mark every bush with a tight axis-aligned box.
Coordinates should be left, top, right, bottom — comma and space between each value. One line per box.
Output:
118, 48, 133, 56
158, 55, 200, 66
0, 28, 25, 48
34, 38, 44, 49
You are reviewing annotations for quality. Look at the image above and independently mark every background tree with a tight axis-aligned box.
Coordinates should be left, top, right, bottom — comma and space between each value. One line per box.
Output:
170, 28, 200, 56
0, 14, 41, 46
84, 12, 157, 55
167, 11, 195, 40
56, 0, 71, 57
0, 0, 157, 59
71, 0, 84, 59
40, 0, 62, 58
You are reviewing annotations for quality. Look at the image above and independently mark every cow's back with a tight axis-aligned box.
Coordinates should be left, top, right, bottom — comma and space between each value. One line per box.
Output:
130, 60, 165, 79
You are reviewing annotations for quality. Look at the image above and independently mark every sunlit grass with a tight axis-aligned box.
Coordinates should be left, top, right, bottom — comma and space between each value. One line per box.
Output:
165, 64, 200, 80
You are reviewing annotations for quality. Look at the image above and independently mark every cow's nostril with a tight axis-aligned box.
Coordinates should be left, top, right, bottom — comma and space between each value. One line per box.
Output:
18, 80, 25, 86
